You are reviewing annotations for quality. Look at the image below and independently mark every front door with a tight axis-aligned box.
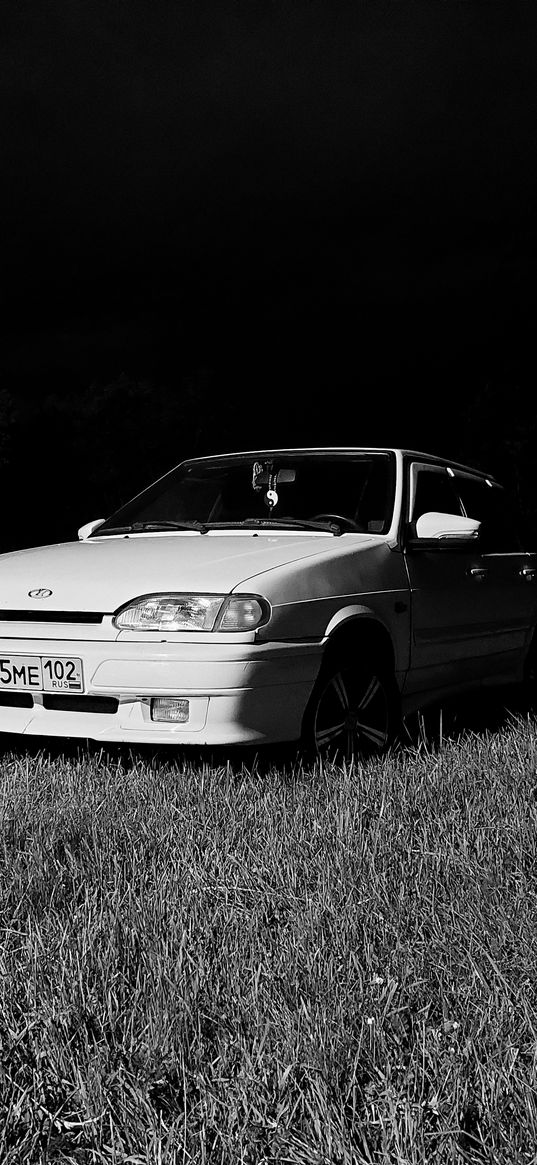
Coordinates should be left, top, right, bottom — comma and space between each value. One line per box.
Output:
403, 462, 537, 699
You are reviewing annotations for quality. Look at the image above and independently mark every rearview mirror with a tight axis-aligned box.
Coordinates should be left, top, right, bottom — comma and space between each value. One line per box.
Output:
410, 511, 481, 546
78, 518, 105, 540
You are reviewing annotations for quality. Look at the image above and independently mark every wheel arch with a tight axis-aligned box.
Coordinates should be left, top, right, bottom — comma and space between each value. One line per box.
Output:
301, 612, 399, 754
321, 608, 396, 675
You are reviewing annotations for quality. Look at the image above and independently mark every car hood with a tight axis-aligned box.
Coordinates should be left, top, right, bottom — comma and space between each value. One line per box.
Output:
0, 531, 382, 613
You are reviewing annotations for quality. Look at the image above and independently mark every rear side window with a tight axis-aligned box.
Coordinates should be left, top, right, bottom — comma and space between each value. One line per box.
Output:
455, 476, 522, 552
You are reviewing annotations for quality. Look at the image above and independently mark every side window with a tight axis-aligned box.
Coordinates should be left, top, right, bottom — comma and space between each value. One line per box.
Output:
410, 466, 463, 524
455, 476, 522, 553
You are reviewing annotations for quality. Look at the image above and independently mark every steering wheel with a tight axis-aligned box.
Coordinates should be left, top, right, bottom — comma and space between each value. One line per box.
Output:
313, 513, 364, 532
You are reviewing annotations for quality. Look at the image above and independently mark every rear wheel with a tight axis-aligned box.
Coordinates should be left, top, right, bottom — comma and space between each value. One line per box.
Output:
303, 655, 396, 760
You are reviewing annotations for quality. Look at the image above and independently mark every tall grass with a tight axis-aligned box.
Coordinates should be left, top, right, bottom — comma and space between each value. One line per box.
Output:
1, 720, 537, 1163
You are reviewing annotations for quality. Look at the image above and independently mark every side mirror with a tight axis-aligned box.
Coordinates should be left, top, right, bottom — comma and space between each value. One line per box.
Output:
78, 518, 105, 540
409, 511, 481, 547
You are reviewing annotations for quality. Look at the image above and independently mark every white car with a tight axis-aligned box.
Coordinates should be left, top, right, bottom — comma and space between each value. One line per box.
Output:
0, 447, 535, 754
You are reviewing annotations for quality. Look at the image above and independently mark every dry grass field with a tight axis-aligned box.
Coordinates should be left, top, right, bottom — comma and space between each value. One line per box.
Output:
1, 708, 537, 1163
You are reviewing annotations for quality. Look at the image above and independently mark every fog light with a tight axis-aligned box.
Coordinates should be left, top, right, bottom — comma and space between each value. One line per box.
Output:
151, 697, 189, 723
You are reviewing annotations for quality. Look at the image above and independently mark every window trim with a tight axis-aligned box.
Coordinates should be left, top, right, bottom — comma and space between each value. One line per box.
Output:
452, 471, 522, 554
407, 462, 462, 524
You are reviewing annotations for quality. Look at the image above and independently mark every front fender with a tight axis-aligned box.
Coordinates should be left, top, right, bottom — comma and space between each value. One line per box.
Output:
322, 603, 410, 679
323, 603, 387, 640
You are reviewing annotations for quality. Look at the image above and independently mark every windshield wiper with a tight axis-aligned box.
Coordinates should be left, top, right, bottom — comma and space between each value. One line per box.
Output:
97, 517, 343, 537
203, 518, 343, 535
96, 520, 209, 536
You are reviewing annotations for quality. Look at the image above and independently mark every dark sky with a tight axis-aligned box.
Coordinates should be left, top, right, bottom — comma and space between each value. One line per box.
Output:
2, 0, 537, 455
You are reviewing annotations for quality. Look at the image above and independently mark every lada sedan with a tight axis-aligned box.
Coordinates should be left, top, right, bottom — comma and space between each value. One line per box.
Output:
0, 447, 535, 755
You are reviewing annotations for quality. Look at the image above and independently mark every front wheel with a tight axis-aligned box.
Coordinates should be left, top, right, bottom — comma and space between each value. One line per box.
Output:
302, 656, 396, 760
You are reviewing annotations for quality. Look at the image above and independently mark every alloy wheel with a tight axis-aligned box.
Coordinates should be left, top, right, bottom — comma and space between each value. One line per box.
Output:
310, 664, 392, 759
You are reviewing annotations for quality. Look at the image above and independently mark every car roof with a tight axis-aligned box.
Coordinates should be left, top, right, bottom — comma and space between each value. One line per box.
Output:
183, 447, 497, 482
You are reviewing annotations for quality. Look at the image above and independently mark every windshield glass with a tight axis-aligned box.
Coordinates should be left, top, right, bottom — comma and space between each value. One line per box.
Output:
97, 452, 396, 535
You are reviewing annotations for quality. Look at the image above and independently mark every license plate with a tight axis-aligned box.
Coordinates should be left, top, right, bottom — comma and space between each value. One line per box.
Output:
0, 655, 84, 693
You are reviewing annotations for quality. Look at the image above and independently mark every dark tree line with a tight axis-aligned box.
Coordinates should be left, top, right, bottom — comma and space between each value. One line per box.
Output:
1, 371, 231, 551
0, 372, 535, 553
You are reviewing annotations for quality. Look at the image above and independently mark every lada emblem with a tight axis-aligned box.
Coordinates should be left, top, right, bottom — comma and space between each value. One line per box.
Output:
28, 588, 53, 598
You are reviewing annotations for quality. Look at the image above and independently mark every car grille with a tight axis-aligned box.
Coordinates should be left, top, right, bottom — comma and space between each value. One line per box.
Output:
0, 611, 105, 623
0, 692, 33, 708
0, 692, 118, 714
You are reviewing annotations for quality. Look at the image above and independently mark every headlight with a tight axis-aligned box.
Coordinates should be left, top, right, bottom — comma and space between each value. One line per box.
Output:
113, 593, 270, 632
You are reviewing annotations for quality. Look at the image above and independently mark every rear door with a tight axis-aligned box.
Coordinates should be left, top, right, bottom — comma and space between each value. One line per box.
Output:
453, 472, 537, 683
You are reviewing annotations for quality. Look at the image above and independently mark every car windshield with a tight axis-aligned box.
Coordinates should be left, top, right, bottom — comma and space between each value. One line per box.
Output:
96, 452, 396, 536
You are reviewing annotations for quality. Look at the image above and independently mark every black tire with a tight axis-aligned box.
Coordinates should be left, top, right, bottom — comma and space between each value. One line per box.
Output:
302, 654, 397, 760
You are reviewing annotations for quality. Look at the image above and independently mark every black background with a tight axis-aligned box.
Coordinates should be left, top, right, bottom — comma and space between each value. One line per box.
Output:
2, 1, 536, 549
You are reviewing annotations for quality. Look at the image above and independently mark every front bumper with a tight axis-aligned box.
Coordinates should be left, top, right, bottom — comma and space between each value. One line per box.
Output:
0, 636, 323, 745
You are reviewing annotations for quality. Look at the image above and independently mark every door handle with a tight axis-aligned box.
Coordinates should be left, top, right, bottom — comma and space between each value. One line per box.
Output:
519, 566, 536, 582
467, 566, 488, 581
